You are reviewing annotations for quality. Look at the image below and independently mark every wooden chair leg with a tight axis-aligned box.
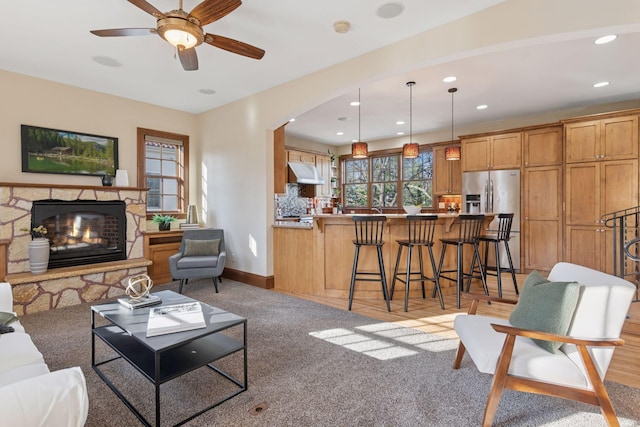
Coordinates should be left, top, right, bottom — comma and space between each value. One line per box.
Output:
577, 345, 621, 427
482, 333, 517, 427
453, 341, 466, 369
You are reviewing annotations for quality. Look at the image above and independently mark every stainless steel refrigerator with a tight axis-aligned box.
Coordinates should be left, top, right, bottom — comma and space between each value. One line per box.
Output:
462, 169, 521, 271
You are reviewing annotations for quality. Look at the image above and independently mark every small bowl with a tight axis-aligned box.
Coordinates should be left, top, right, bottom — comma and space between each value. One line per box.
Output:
403, 205, 422, 215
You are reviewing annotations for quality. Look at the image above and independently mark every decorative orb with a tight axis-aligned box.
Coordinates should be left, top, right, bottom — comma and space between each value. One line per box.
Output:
125, 274, 154, 300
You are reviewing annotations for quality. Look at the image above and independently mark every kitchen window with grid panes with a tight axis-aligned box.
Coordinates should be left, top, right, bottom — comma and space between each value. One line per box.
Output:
344, 158, 369, 208
371, 155, 399, 208
137, 128, 189, 215
342, 149, 432, 209
402, 150, 433, 207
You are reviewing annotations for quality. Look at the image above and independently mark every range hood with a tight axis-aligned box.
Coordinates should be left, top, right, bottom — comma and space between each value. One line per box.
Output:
288, 162, 325, 185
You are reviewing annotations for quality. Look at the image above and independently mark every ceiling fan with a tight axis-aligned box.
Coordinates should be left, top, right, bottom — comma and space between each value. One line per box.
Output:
90, 0, 265, 71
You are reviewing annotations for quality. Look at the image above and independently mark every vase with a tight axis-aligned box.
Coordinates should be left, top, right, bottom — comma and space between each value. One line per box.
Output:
159, 222, 170, 231
28, 238, 50, 274
101, 174, 113, 186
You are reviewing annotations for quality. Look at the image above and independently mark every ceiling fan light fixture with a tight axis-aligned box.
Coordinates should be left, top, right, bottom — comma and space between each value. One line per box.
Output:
157, 16, 204, 49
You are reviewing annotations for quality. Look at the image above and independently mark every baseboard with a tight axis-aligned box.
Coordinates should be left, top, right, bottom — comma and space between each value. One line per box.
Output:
222, 268, 274, 289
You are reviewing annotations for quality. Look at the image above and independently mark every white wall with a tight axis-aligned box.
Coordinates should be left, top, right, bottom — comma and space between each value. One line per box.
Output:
195, 0, 640, 278
0, 70, 197, 188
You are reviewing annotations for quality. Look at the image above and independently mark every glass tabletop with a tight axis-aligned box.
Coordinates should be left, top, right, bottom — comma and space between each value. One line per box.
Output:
92, 290, 245, 352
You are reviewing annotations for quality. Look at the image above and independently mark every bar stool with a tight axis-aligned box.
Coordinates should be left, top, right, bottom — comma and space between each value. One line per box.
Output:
390, 215, 444, 312
436, 214, 488, 309
469, 213, 519, 298
349, 216, 391, 312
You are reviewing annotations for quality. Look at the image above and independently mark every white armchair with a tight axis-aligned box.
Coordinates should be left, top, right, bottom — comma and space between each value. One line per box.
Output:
453, 262, 635, 427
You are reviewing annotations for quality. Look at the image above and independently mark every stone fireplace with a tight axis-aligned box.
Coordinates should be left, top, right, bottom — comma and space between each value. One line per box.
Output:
1, 182, 151, 314
32, 199, 127, 269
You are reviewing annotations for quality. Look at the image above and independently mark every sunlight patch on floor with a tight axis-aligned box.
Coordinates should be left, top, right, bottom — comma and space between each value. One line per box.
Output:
310, 322, 457, 360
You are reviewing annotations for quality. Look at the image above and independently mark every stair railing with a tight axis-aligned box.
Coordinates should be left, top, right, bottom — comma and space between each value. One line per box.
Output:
602, 206, 640, 301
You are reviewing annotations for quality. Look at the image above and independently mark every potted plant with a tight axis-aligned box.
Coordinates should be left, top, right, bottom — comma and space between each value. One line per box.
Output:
152, 214, 177, 231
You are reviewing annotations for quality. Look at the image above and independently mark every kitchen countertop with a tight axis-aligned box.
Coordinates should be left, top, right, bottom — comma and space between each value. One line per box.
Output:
272, 212, 492, 229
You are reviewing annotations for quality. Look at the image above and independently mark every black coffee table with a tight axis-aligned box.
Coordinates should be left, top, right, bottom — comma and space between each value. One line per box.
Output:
91, 290, 247, 427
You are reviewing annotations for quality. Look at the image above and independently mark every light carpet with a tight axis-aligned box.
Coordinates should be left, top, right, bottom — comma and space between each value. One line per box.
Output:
20, 279, 640, 426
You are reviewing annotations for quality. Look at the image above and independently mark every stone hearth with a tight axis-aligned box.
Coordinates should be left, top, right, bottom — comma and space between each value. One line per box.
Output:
1, 182, 150, 314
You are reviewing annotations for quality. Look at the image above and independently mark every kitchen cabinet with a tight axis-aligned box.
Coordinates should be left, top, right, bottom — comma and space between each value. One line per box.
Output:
523, 126, 563, 167
287, 149, 316, 164
433, 145, 462, 194
523, 166, 562, 273
144, 230, 183, 284
461, 132, 522, 172
565, 114, 638, 164
565, 226, 615, 275
315, 154, 332, 197
564, 159, 638, 271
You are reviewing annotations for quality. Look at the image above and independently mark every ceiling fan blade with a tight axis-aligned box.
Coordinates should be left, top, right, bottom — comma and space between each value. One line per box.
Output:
204, 34, 265, 59
178, 47, 199, 71
90, 28, 156, 37
190, 0, 241, 27
128, 0, 164, 18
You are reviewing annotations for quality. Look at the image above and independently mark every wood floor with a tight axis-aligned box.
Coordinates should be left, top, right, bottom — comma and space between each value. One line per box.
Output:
274, 273, 640, 389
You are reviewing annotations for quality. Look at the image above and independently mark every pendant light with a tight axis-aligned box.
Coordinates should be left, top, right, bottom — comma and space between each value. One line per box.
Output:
445, 87, 461, 161
403, 81, 419, 159
351, 88, 368, 158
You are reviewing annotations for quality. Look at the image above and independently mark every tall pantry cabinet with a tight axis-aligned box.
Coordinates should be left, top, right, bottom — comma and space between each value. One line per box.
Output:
563, 113, 639, 274
522, 126, 563, 273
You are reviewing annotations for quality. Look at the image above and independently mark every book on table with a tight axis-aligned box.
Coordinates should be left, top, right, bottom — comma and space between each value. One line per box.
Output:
146, 302, 206, 337
118, 294, 162, 309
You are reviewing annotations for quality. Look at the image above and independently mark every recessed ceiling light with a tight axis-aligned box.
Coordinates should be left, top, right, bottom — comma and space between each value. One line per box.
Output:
289, 118, 296, 122
198, 88, 216, 95
476, 104, 488, 110
376, 2, 405, 19
92, 56, 122, 68
396, 121, 405, 125
350, 101, 360, 106
336, 132, 344, 136
397, 132, 405, 135
352, 139, 358, 143
593, 81, 610, 88
595, 35, 617, 45
443, 76, 457, 83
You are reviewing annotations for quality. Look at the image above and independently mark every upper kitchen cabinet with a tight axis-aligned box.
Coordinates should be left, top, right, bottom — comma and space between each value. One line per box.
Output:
564, 113, 639, 163
287, 149, 316, 164
461, 132, 522, 172
315, 154, 332, 197
433, 145, 462, 195
523, 126, 563, 167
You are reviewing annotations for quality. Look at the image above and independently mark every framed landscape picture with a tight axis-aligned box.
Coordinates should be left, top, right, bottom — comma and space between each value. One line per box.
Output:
21, 124, 118, 177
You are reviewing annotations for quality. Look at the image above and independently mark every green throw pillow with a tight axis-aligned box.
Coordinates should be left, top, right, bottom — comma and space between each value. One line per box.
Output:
183, 239, 221, 257
508, 270, 580, 353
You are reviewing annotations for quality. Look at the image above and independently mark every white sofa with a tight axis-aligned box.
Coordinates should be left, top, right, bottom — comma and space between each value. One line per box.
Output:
0, 282, 89, 426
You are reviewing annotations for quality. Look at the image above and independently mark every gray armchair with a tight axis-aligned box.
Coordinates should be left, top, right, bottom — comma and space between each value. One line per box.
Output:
168, 229, 226, 294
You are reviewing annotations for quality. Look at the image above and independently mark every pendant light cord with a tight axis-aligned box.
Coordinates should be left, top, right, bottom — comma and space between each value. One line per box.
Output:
358, 88, 361, 142
407, 81, 415, 143
449, 87, 458, 141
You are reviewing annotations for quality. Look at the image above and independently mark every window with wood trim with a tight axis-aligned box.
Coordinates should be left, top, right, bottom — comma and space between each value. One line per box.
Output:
343, 148, 433, 209
137, 128, 189, 215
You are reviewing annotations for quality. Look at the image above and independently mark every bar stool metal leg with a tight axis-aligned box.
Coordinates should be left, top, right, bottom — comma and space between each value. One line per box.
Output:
349, 245, 360, 311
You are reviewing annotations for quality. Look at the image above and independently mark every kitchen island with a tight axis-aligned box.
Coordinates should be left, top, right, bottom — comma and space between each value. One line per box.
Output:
273, 214, 495, 303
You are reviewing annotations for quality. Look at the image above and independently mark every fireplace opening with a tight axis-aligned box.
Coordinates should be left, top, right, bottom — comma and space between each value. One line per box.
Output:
31, 200, 127, 269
